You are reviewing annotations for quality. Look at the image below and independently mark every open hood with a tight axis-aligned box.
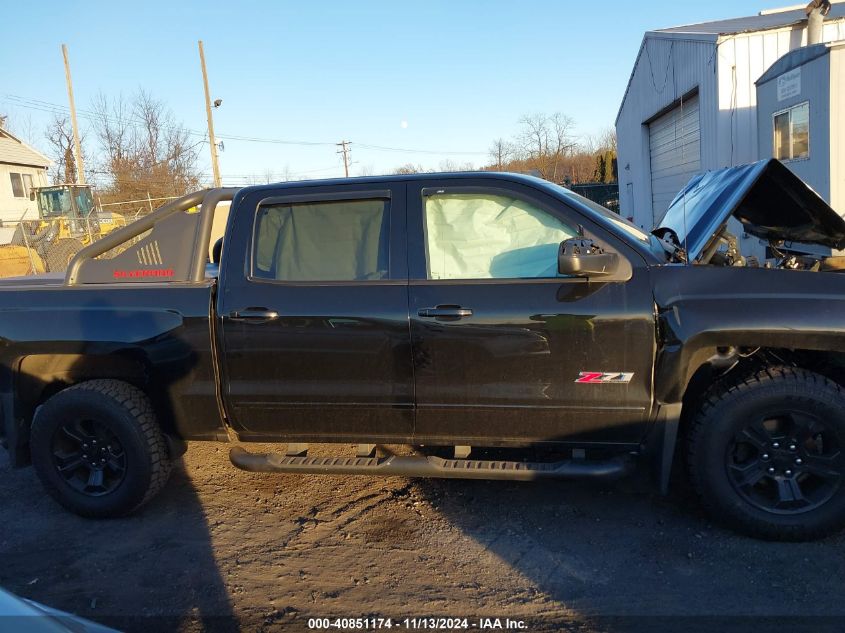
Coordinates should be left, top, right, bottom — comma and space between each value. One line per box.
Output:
654, 159, 845, 262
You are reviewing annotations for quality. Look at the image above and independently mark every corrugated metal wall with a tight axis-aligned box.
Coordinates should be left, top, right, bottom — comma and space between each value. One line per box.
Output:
832, 48, 845, 214
648, 94, 701, 224
616, 36, 718, 231
757, 52, 831, 203
617, 19, 845, 234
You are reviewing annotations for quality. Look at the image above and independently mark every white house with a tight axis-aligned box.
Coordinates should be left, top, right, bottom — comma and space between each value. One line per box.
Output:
616, 2, 845, 244
0, 127, 50, 224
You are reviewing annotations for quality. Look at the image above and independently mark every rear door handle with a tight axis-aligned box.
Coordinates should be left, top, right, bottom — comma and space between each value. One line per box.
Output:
228, 308, 279, 322
418, 306, 473, 319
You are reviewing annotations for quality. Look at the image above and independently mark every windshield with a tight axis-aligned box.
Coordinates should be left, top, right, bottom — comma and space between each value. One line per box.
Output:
549, 183, 652, 244
37, 188, 73, 217
73, 187, 94, 217
36, 186, 94, 218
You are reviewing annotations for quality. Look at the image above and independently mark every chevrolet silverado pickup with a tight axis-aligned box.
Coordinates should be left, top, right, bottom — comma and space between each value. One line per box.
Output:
3, 159, 845, 541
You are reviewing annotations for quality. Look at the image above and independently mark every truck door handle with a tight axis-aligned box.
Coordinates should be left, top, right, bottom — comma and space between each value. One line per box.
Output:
418, 306, 473, 319
229, 308, 279, 322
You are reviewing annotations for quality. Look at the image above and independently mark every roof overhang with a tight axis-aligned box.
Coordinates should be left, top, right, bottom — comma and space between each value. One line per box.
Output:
0, 160, 49, 170
615, 32, 717, 126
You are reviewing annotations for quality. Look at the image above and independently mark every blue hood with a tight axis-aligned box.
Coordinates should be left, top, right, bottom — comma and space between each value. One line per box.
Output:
655, 159, 845, 262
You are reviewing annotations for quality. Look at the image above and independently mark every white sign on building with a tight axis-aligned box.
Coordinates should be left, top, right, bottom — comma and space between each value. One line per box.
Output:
777, 68, 802, 101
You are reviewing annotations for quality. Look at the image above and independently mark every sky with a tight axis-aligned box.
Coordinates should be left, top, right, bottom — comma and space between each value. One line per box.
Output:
1, 0, 781, 187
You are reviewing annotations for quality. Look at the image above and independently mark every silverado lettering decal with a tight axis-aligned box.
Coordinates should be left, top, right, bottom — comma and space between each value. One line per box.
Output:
575, 372, 634, 384
113, 269, 175, 279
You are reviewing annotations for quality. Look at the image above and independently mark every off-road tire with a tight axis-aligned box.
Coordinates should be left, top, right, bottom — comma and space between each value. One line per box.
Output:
30, 379, 172, 518
688, 366, 845, 541
10, 220, 53, 246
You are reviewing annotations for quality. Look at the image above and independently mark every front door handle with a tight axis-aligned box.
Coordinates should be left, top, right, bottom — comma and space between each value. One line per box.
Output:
229, 308, 280, 322
418, 306, 473, 319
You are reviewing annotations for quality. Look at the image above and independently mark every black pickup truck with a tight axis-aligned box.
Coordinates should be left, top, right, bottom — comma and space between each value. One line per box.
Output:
3, 159, 845, 541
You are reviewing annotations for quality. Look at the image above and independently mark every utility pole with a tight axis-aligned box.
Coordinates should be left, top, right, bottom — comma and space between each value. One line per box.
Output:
61, 44, 85, 185
198, 40, 222, 188
337, 140, 350, 177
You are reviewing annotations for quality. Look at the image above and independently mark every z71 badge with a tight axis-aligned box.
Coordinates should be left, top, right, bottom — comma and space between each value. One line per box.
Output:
575, 372, 634, 384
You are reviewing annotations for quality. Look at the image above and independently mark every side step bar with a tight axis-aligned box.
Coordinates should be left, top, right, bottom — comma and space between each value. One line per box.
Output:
229, 447, 634, 481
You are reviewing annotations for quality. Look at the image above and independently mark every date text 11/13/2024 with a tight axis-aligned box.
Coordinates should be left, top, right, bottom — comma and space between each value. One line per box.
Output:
306, 617, 528, 630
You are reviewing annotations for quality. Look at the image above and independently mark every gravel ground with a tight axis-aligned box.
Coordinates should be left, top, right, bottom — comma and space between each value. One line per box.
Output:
2, 442, 845, 633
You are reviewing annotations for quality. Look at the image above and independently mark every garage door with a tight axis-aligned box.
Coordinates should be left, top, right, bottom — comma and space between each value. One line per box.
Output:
649, 94, 701, 225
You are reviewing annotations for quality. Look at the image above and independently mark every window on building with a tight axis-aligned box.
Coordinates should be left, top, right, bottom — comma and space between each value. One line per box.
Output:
773, 102, 810, 161
9, 173, 24, 198
21, 174, 34, 199
423, 192, 577, 280
252, 198, 390, 281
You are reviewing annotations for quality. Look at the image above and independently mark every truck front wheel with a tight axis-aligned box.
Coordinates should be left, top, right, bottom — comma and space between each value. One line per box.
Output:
688, 366, 845, 540
30, 379, 172, 518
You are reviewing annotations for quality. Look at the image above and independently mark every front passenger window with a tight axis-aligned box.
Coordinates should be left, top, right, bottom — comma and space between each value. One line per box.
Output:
424, 192, 576, 280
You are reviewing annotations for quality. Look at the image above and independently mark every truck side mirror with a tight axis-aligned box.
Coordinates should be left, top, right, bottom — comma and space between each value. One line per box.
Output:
558, 238, 618, 277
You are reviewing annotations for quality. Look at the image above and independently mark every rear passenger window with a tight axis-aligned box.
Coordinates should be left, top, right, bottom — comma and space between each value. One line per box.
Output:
252, 199, 389, 281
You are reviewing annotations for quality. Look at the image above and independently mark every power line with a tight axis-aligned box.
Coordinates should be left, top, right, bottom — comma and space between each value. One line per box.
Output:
214, 132, 335, 147
2, 93, 200, 137
220, 165, 340, 176
355, 142, 486, 156
2, 92, 487, 156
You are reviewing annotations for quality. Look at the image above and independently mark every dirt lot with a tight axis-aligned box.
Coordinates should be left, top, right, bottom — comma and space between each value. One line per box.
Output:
2, 442, 845, 633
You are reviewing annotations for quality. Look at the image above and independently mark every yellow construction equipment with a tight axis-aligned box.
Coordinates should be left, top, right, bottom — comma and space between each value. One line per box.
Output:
1, 184, 127, 276
0, 245, 46, 277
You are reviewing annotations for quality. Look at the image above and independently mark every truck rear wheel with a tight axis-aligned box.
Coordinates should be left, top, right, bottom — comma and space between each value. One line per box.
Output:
30, 380, 172, 518
688, 366, 845, 540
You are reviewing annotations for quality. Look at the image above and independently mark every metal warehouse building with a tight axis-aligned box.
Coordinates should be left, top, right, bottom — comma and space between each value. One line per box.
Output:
616, 3, 845, 243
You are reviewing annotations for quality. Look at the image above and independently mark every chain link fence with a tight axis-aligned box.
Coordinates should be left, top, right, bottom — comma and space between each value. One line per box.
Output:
0, 195, 179, 278
569, 183, 620, 214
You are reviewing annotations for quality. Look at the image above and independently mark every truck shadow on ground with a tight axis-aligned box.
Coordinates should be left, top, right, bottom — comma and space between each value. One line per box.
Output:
409, 465, 845, 631
0, 450, 237, 633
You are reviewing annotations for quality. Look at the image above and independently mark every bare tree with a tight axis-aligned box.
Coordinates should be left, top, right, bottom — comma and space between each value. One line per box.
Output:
600, 127, 617, 153
394, 163, 426, 174
481, 114, 618, 186
488, 138, 513, 170
2, 112, 39, 148
280, 165, 295, 181
44, 116, 80, 184
515, 112, 577, 181
437, 159, 475, 172
90, 90, 201, 206
585, 126, 617, 154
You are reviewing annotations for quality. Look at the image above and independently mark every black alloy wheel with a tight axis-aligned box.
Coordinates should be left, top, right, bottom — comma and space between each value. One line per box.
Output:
688, 366, 845, 540
31, 379, 172, 518
51, 418, 128, 496
728, 410, 842, 515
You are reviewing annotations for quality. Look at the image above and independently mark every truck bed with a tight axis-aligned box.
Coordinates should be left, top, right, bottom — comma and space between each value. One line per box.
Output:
0, 279, 225, 466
